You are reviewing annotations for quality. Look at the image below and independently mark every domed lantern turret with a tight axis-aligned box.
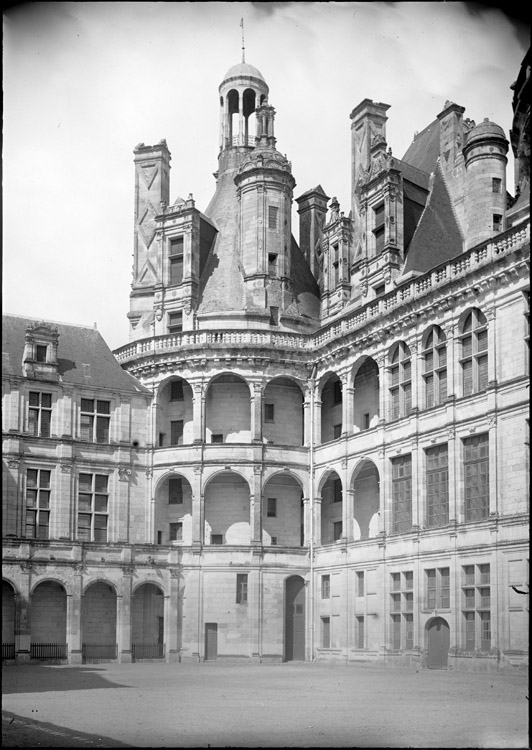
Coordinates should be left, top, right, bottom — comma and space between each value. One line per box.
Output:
219, 62, 269, 151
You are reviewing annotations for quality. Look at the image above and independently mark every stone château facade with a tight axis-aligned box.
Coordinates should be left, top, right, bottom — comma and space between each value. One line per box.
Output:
2, 51, 529, 671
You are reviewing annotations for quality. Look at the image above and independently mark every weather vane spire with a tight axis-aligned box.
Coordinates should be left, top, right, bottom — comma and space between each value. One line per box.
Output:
240, 17, 246, 63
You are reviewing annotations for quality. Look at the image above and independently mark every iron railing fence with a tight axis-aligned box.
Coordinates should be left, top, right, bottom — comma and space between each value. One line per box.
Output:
2, 643, 16, 660
30, 643, 67, 660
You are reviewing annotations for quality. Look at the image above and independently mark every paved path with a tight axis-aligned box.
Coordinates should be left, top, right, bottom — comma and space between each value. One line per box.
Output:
2, 662, 528, 748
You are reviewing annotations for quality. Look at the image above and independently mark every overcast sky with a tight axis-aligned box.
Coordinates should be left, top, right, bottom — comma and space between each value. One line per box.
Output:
3, 1, 529, 350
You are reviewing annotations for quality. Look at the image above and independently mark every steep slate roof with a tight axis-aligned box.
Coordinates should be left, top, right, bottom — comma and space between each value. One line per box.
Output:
402, 118, 441, 175
403, 163, 463, 275
287, 236, 321, 321
2, 315, 149, 393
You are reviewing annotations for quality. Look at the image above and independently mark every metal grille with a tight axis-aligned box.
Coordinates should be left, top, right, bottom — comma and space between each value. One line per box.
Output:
132, 643, 165, 660
30, 643, 67, 660
2, 643, 16, 659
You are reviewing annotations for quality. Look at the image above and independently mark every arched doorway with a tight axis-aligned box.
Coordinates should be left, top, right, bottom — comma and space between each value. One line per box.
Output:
427, 617, 450, 669
82, 582, 117, 662
2, 581, 16, 660
285, 576, 305, 661
30, 581, 67, 661
132, 583, 165, 660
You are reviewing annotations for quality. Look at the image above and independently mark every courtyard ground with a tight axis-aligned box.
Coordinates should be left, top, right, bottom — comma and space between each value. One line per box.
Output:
1, 661, 528, 748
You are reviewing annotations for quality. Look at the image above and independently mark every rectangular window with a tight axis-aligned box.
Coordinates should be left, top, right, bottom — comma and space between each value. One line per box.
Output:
268, 205, 279, 230
363, 413, 370, 430
333, 521, 342, 541
170, 420, 184, 446
333, 424, 342, 439
26, 468, 51, 539
28, 391, 52, 437
462, 564, 491, 651
236, 574, 248, 604
169, 237, 184, 285
426, 444, 449, 528
268, 253, 278, 277
271, 536, 278, 545
404, 592, 414, 611
170, 380, 184, 401
463, 434, 489, 522
264, 403, 275, 423
374, 284, 385, 297
333, 479, 342, 503
211, 534, 223, 545
356, 616, 365, 649
356, 571, 364, 597
211, 433, 223, 444
492, 177, 502, 193
391, 614, 401, 650
322, 617, 330, 648
391, 455, 412, 534
269, 306, 279, 326
169, 522, 183, 542
158, 432, 165, 447
333, 380, 342, 404
391, 572, 401, 591
267, 497, 277, 518
80, 399, 110, 443
78, 473, 108, 542
168, 311, 183, 333
492, 214, 502, 232
36, 344, 48, 362
426, 567, 450, 609
321, 575, 330, 599
404, 614, 414, 650
168, 477, 183, 504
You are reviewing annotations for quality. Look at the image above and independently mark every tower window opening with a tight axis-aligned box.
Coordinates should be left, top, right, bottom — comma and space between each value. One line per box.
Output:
492, 214, 502, 232
492, 177, 501, 193
169, 237, 184, 285
373, 203, 385, 254
269, 306, 279, 326
268, 206, 279, 230
268, 253, 278, 277
168, 311, 183, 333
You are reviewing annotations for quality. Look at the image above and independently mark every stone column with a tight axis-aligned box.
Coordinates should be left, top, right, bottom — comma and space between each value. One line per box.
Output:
410, 444, 420, 529
345, 488, 355, 542
409, 335, 422, 412
314, 398, 322, 445
488, 415, 498, 516
342, 381, 354, 437
250, 382, 263, 444
447, 428, 458, 524
192, 383, 205, 444
378, 449, 388, 534
67, 568, 83, 664
377, 356, 387, 424
314, 497, 322, 545
191, 464, 203, 544
250, 465, 263, 543
16, 562, 32, 663
303, 392, 312, 446
302, 497, 311, 546
166, 569, 180, 662
118, 573, 133, 663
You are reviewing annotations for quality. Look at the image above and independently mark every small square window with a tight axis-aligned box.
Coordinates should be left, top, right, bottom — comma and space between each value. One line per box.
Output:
271, 536, 278, 545
211, 534, 223, 545
264, 403, 275, 423
211, 434, 223, 444
333, 521, 342, 541
374, 284, 385, 297
333, 424, 342, 439
168, 311, 183, 332
492, 178, 501, 193
321, 575, 330, 599
36, 345, 48, 363
267, 498, 277, 517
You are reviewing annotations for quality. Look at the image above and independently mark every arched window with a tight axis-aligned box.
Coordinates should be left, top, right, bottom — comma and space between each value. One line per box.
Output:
389, 342, 411, 420
460, 310, 488, 396
422, 326, 447, 408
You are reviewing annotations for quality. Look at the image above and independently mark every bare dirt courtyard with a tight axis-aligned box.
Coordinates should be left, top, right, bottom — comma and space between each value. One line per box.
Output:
1, 661, 528, 748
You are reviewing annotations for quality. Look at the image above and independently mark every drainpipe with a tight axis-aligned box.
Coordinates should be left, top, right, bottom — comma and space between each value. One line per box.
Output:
308, 363, 318, 660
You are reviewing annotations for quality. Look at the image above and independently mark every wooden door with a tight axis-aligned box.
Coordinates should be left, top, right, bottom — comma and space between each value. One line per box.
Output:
285, 576, 305, 661
427, 617, 450, 669
204, 623, 218, 661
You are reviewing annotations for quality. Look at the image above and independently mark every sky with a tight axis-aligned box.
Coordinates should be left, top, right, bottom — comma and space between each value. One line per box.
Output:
3, 1, 529, 350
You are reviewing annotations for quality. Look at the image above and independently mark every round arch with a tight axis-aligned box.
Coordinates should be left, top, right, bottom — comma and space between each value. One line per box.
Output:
30, 576, 70, 596
319, 469, 343, 545
205, 373, 251, 444
263, 472, 305, 547
204, 470, 251, 545
82, 578, 118, 596
30, 580, 67, 651
263, 377, 305, 447
350, 459, 380, 541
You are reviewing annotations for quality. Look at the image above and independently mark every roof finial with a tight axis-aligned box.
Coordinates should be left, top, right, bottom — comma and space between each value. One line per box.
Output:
240, 17, 245, 63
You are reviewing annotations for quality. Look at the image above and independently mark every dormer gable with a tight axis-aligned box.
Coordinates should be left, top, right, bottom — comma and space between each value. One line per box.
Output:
22, 322, 60, 382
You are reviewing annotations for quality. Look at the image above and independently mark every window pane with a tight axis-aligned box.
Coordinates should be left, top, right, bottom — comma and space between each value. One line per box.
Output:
96, 416, 110, 443
78, 494, 92, 512
95, 475, 108, 493
96, 400, 111, 414
40, 409, 51, 437
41, 393, 52, 408
94, 495, 108, 513
40, 471, 51, 488
79, 473, 92, 491
81, 399, 94, 412
28, 409, 38, 435
29, 392, 40, 406
27, 469, 38, 487
80, 414, 93, 440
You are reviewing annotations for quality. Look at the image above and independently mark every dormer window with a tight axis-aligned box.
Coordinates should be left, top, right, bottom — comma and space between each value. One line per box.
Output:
36, 345, 48, 363
169, 237, 184, 285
